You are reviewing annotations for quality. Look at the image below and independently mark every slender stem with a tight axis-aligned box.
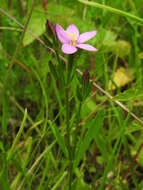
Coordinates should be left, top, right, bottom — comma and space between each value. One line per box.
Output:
8, 0, 12, 9
73, 102, 82, 158
19, 0, 25, 17
65, 56, 75, 190
41, 0, 47, 12
0, 26, 23, 31
63, 59, 82, 189
65, 76, 72, 190
123, 142, 143, 180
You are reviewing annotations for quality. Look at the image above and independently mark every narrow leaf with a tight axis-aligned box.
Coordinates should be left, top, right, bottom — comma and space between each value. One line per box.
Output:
74, 110, 105, 168
49, 122, 69, 158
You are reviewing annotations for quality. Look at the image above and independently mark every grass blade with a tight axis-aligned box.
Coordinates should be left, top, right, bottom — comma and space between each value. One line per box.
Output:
78, 0, 143, 23
74, 110, 105, 168
49, 121, 69, 158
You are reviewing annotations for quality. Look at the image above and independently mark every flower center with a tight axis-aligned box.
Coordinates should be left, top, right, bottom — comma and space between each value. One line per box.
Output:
66, 32, 77, 46
69, 33, 77, 41
70, 41, 77, 46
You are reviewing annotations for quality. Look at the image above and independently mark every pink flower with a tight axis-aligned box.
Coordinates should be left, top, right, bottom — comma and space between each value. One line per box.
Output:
56, 24, 98, 54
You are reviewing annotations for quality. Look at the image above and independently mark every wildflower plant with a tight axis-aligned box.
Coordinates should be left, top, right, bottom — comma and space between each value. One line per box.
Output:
56, 24, 97, 54
1, 2, 143, 190
47, 21, 97, 190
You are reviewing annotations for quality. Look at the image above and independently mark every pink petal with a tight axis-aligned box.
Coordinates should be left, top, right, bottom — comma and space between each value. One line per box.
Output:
77, 31, 97, 43
56, 24, 70, 44
76, 44, 98, 52
62, 44, 78, 54
66, 24, 79, 38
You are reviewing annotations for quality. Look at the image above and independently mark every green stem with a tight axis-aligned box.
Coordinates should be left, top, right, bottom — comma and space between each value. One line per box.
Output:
73, 102, 82, 159
65, 84, 72, 190
66, 99, 82, 189
65, 56, 74, 190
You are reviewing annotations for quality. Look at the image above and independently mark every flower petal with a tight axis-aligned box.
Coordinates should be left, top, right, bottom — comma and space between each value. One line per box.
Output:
66, 24, 79, 38
56, 24, 70, 43
62, 44, 78, 54
77, 31, 97, 43
76, 44, 98, 52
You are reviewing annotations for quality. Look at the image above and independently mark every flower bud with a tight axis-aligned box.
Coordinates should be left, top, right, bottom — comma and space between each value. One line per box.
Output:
83, 68, 90, 84
46, 19, 56, 37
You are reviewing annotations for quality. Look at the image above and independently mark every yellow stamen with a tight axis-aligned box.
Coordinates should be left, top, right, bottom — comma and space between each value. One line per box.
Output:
70, 33, 77, 41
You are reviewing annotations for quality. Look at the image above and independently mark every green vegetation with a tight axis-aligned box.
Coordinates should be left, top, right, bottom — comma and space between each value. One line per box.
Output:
0, 0, 143, 189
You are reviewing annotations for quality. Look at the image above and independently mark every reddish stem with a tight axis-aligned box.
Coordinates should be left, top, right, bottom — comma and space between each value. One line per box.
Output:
91, 55, 97, 170
20, 0, 25, 17
123, 142, 143, 180
8, 0, 12, 9
93, 142, 98, 168
41, 0, 47, 12
123, 59, 129, 71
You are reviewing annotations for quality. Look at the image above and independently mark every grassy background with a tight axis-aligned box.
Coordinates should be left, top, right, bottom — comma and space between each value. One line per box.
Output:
0, 0, 143, 189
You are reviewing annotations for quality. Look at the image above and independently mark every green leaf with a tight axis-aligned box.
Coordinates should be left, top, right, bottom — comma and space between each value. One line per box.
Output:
113, 87, 143, 101
108, 40, 131, 57
137, 52, 143, 59
0, 172, 10, 190
49, 122, 69, 158
74, 110, 105, 168
11, 157, 25, 173
2, 94, 8, 136
81, 99, 98, 118
72, 179, 92, 190
96, 28, 131, 57
0, 141, 5, 152
76, 86, 83, 102
94, 27, 117, 46
23, 6, 46, 46
48, 61, 59, 81
47, 2, 96, 33
102, 29, 117, 45
0, 42, 4, 59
